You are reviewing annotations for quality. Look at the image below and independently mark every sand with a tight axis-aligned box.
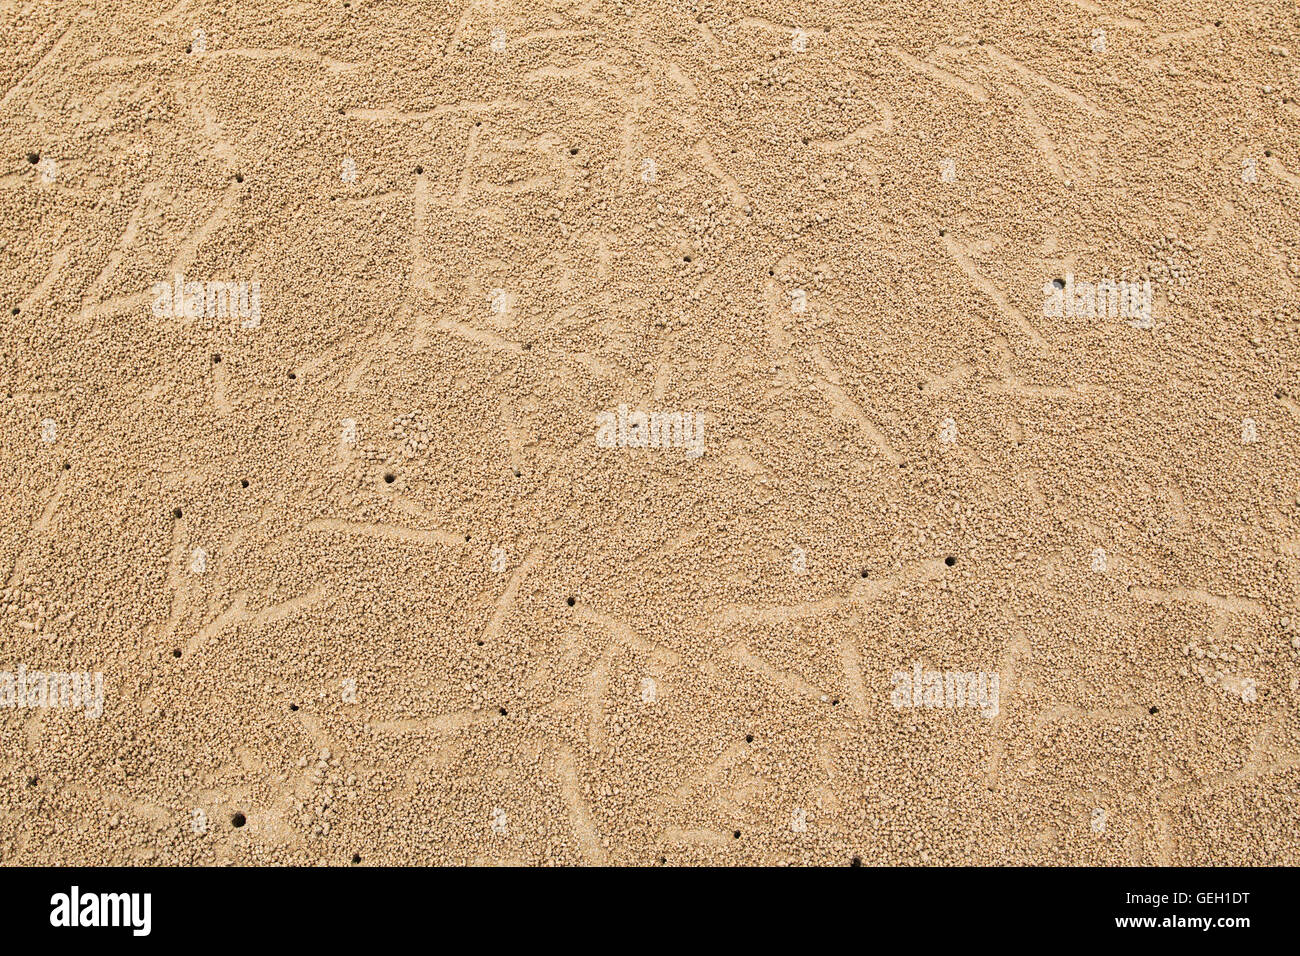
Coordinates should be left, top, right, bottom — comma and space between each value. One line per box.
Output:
1, 2, 1298, 866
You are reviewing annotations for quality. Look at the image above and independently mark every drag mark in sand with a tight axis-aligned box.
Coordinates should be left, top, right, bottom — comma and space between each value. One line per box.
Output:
809, 346, 903, 465
184, 588, 327, 657
483, 549, 542, 644
555, 745, 607, 864
888, 48, 989, 103
304, 518, 464, 548
985, 634, 1030, 791
725, 643, 829, 703
981, 45, 1105, 118
941, 232, 1049, 350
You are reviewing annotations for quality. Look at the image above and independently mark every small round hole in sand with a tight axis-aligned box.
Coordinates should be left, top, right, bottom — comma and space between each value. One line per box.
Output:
383, 473, 395, 484
566, 596, 576, 607
231, 812, 246, 828
172, 649, 181, 658
945, 555, 957, 567
173, 507, 183, 519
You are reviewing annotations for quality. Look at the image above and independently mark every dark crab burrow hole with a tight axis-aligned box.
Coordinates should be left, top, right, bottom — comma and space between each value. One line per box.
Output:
173, 507, 183, 519
27, 152, 40, 164
172, 649, 181, 658
383, 473, 395, 484
945, 555, 957, 567
231, 812, 246, 828
566, 596, 576, 607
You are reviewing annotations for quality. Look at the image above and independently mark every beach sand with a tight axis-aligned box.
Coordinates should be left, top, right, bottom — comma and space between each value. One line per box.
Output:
1, 2, 1298, 865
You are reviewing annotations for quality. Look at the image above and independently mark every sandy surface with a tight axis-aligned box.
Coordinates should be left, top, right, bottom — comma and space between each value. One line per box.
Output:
2, 2, 1299, 866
